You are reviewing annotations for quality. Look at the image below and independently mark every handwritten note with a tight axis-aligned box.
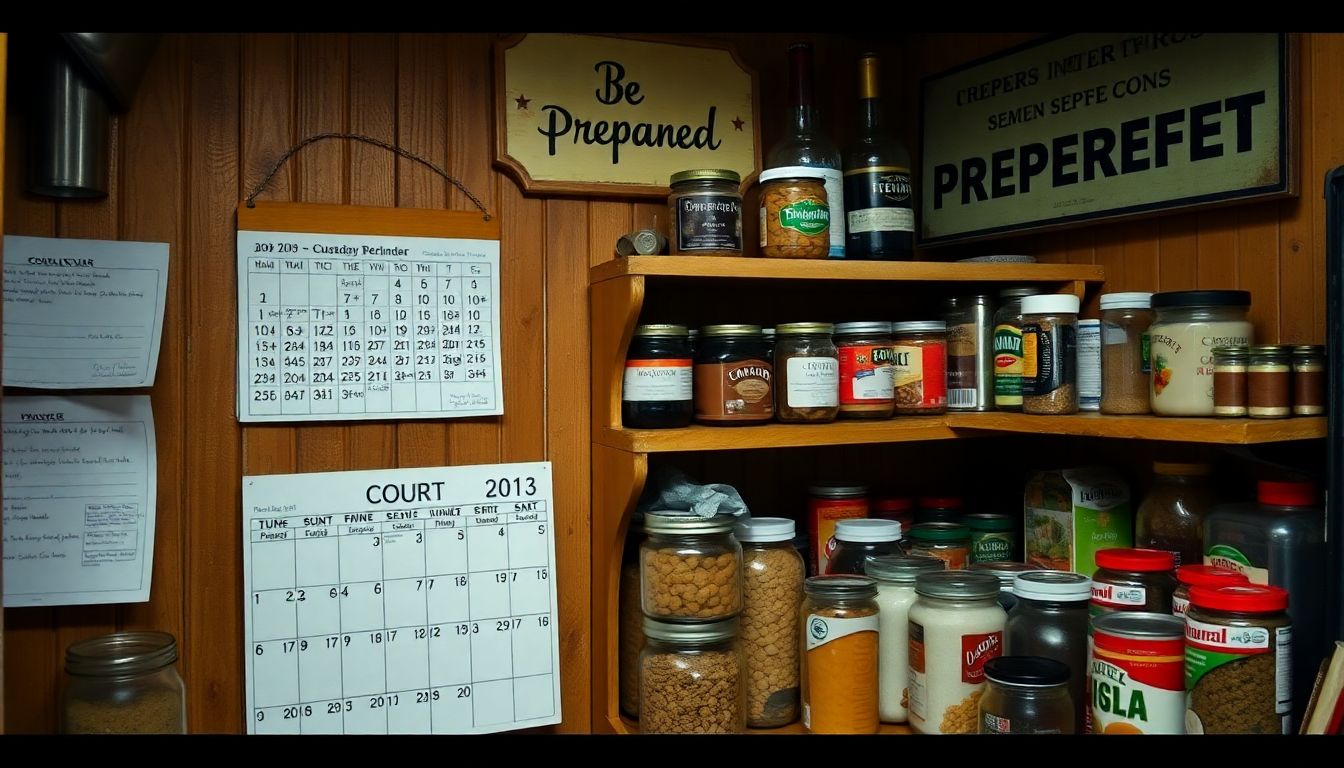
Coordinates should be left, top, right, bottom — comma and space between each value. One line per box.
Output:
2, 396, 157, 607
3, 235, 169, 388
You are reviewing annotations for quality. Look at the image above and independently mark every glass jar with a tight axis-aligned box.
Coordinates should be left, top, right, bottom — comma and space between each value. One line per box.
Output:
992, 286, 1043, 411
1248, 344, 1293, 419
1135, 461, 1215, 568
735, 517, 805, 728
834, 321, 895, 418
1099, 292, 1155, 415
62, 631, 187, 733
915, 495, 963, 525
892, 321, 948, 414
827, 519, 903, 575
1089, 547, 1177, 616
619, 513, 646, 718
1213, 345, 1250, 417
943, 294, 996, 411
640, 513, 743, 622
667, 169, 743, 256
694, 325, 773, 425
1021, 294, 1080, 415
1148, 290, 1253, 416
1292, 345, 1326, 416
622, 324, 694, 429
867, 555, 945, 724
1185, 584, 1292, 735
807, 483, 868, 576
908, 522, 971, 570
907, 571, 1006, 734
800, 575, 880, 733
1004, 571, 1092, 734
964, 513, 1016, 564
1172, 563, 1248, 618
774, 322, 839, 423
639, 617, 746, 733
758, 170, 830, 258
979, 656, 1075, 734
969, 561, 1035, 613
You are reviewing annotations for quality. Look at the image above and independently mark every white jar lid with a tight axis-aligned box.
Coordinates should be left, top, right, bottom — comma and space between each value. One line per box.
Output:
835, 518, 902, 543
1021, 294, 1080, 316
1100, 291, 1154, 310
1013, 570, 1092, 601
734, 517, 795, 543
759, 166, 829, 184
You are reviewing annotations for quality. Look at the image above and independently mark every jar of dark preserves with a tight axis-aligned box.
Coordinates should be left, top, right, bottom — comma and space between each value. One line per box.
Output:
694, 325, 773, 426
622, 324, 693, 428
1089, 548, 1176, 617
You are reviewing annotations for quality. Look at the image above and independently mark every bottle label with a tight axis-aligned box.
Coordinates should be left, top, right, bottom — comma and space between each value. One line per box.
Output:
674, 193, 742, 252
838, 344, 894, 403
804, 612, 878, 651
908, 620, 927, 720
779, 198, 830, 236
622, 359, 693, 402
693, 360, 772, 420
786, 357, 840, 407
893, 343, 946, 409
993, 323, 1024, 406
1090, 582, 1147, 608
768, 165, 843, 257
962, 631, 1003, 683
1022, 322, 1077, 397
844, 167, 914, 234
1203, 545, 1270, 585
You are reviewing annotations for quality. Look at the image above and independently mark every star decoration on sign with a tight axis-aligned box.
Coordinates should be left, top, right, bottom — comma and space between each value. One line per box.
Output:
515, 93, 531, 110
732, 116, 744, 131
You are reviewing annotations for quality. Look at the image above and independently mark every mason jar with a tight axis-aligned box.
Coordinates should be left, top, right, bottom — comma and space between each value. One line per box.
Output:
640, 512, 743, 622
62, 631, 187, 733
979, 656, 1075, 734
735, 517, 805, 727
667, 169, 743, 256
774, 322, 839, 423
639, 617, 746, 733
799, 575, 880, 734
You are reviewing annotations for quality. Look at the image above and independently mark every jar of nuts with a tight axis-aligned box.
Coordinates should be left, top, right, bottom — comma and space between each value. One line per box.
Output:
736, 517, 805, 727
639, 616, 746, 733
758, 168, 831, 259
641, 513, 743, 622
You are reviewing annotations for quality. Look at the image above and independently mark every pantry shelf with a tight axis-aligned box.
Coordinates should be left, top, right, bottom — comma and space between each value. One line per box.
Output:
946, 412, 1328, 444
589, 255, 1107, 286
596, 419, 959, 453
615, 714, 913, 735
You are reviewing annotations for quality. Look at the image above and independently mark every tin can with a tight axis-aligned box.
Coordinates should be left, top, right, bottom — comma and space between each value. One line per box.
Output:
942, 294, 995, 411
1077, 319, 1102, 411
1090, 612, 1185, 734
807, 483, 868, 576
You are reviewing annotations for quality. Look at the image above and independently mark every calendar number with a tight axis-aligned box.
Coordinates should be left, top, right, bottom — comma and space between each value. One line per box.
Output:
415, 578, 433, 590
282, 705, 311, 719
453, 575, 467, 586
368, 694, 399, 708
457, 686, 472, 699
538, 616, 550, 627
485, 477, 537, 498
285, 589, 306, 602
416, 690, 441, 703
496, 618, 521, 632
329, 586, 349, 598
327, 701, 353, 714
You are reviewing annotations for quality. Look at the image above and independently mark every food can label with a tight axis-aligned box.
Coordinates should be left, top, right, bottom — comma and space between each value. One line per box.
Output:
970, 532, 1014, 564
1090, 582, 1147, 609
1091, 627, 1184, 734
1172, 595, 1190, 617
674, 193, 742, 252
838, 344, 895, 404
993, 323, 1024, 407
778, 198, 830, 237
1185, 620, 1290, 732
805, 613, 878, 651
1203, 544, 1270, 585
908, 620, 927, 720
893, 343, 946, 409
1022, 321, 1077, 397
786, 357, 839, 408
961, 631, 1002, 684
622, 359, 692, 402
843, 167, 914, 235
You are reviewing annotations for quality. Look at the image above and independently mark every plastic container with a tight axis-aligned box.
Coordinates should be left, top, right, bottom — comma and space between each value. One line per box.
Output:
1021, 294, 1080, 415
735, 517, 805, 727
1148, 290, 1253, 416
827, 519, 903, 575
1185, 584, 1292, 735
1004, 571, 1092, 734
622, 324, 694, 428
640, 513, 743, 621
992, 286, 1043, 411
1089, 547, 1177, 616
1172, 564, 1248, 617
867, 554, 946, 723
1135, 461, 1215, 568
1099, 292, 1154, 415
62, 631, 187, 733
639, 617, 745, 733
979, 656, 1075, 734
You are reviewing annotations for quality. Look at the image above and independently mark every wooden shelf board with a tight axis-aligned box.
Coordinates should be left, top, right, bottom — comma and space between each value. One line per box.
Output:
596, 418, 959, 453
615, 714, 912, 735
946, 412, 1327, 444
589, 256, 1106, 285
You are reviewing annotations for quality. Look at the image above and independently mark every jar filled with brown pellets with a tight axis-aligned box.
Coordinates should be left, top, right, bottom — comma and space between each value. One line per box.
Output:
736, 517, 805, 727
639, 616, 746, 733
1021, 294, 1080, 415
62, 631, 187, 733
758, 170, 831, 259
619, 514, 646, 718
1185, 584, 1292, 734
641, 512, 743, 622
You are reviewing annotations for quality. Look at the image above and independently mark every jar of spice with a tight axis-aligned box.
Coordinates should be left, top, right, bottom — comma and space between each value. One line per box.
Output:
964, 513, 1017, 564
1213, 346, 1250, 417
1135, 461, 1215, 568
992, 287, 1043, 411
694, 325, 773, 425
773, 322, 839, 423
867, 555, 946, 724
667, 169, 743, 256
622, 324, 694, 429
915, 495, 963, 525
909, 522, 971, 570
1292, 345, 1326, 415
834, 322, 895, 419
639, 617, 746, 733
1005, 571, 1092, 734
1185, 584, 1292, 734
62, 631, 187, 734
908, 571, 1006, 734
979, 656, 1076, 734
735, 517, 805, 728
827, 519, 903, 575
640, 513, 743, 622
943, 294, 996, 411
807, 483, 868, 576
1172, 564, 1248, 618
1248, 344, 1293, 419
1148, 290, 1253, 416
619, 513, 646, 717
892, 320, 948, 415
758, 169, 830, 259
1021, 294, 1080, 414
969, 561, 1036, 612
799, 575, 880, 733
1090, 548, 1177, 616
1099, 292, 1155, 415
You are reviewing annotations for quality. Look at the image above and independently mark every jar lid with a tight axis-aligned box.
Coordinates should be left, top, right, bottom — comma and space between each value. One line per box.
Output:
808, 483, 868, 498
1249, 344, 1293, 355
999, 286, 1042, 300
1020, 294, 1080, 315
775, 322, 835, 335
735, 516, 795, 543
1188, 584, 1289, 613
670, 169, 741, 185
643, 512, 737, 535
1176, 564, 1249, 589
969, 561, 1036, 590
1152, 461, 1212, 476
864, 554, 945, 583
962, 513, 1013, 532
1012, 570, 1091, 601
762, 327, 775, 338
1090, 611, 1185, 640
1292, 345, 1326, 356
1078, 318, 1100, 328
643, 616, 739, 643
1151, 289, 1251, 309
909, 522, 969, 542
1099, 292, 1154, 310
1094, 548, 1176, 572
701, 324, 762, 337
943, 294, 995, 307
874, 497, 913, 513
804, 574, 878, 599
1258, 479, 1317, 506
1212, 346, 1250, 360
633, 324, 688, 338
914, 571, 1000, 600
758, 166, 827, 184
984, 656, 1070, 687
892, 320, 947, 333
917, 495, 963, 510
65, 631, 178, 677
834, 321, 892, 336
835, 518, 902, 543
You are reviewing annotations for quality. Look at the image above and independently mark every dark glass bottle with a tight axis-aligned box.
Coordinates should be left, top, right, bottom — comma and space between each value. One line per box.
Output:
843, 53, 914, 261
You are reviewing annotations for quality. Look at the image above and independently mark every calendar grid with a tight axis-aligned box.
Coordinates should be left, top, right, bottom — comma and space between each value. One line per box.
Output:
463, 511, 474, 730
378, 523, 389, 733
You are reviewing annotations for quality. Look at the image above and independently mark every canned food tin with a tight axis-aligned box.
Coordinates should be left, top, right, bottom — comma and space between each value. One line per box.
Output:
1090, 612, 1185, 734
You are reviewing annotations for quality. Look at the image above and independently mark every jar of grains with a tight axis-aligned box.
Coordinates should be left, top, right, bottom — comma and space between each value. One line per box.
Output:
618, 514, 646, 718
694, 325, 773, 426
1213, 346, 1250, 417
640, 513, 743, 622
907, 571, 1006, 734
867, 554, 946, 723
773, 322, 839, 423
1172, 564, 1247, 618
892, 320, 948, 414
1021, 294, 1080, 415
834, 322, 895, 418
1090, 548, 1177, 617
1004, 571, 1092, 734
1185, 584, 1292, 735
1135, 461, 1215, 569
827, 519, 903, 575
992, 286, 1044, 411
622, 324, 694, 429
1148, 290, 1253, 416
667, 169, 743, 256
979, 656, 1076, 734
1099, 292, 1155, 415
799, 575, 880, 733
639, 616, 746, 733
62, 631, 187, 734
758, 169, 831, 259
735, 517, 806, 728
969, 561, 1036, 613
1247, 344, 1293, 419
1292, 345, 1326, 415
908, 522, 971, 570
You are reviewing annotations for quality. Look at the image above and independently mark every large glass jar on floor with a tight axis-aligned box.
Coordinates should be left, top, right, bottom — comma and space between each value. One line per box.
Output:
639, 617, 745, 734
736, 517, 805, 728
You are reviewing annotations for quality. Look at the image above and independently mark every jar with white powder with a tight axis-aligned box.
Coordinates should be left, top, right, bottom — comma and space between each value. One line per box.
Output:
907, 571, 1006, 734
1148, 291, 1252, 416
866, 554, 945, 724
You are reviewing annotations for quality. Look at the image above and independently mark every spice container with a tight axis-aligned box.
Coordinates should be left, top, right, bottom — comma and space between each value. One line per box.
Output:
773, 322, 839, 423
1213, 346, 1249, 417
1135, 461, 1214, 568
622, 324, 694, 429
1099, 292, 1155, 415
826, 519, 902, 575
1077, 319, 1102, 411
1021, 294, 1080, 414
1148, 290, 1253, 416
640, 513, 743, 622
736, 517, 805, 728
1291, 345, 1326, 415
907, 571, 1006, 734
639, 617, 745, 733
892, 320, 948, 414
799, 575, 880, 733
1090, 548, 1177, 616
1185, 584, 1292, 734
867, 555, 946, 723
992, 287, 1043, 411
62, 631, 187, 734
964, 513, 1016, 564
694, 325, 773, 425
979, 656, 1075, 734
1005, 571, 1092, 734
807, 483, 868, 575
970, 561, 1035, 612
758, 169, 830, 259
915, 495, 963, 525
908, 522, 971, 570
1090, 612, 1186, 734
619, 514, 646, 717
943, 294, 996, 411
667, 169, 743, 256
1172, 564, 1248, 618
1247, 344, 1292, 419
834, 322, 895, 419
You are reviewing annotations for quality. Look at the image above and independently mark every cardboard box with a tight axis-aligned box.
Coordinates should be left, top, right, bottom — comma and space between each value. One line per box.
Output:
1024, 467, 1131, 576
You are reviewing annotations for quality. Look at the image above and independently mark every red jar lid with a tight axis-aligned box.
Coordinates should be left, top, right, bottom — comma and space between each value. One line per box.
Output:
874, 497, 913, 513
917, 495, 963, 510
1177, 564, 1249, 589
1258, 480, 1317, 506
1188, 584, 1289, 613
1095, 548, 1176, 572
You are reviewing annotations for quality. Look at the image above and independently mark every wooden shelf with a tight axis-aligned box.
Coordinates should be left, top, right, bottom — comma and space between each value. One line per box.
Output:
615, 714, 912, 735
596, 418, 958, 453
589, 255, 1106, 285
946, 412, 1327, 444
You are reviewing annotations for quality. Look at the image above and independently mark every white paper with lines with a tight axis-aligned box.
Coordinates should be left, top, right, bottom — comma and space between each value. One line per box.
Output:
1, 396, 157, 606
242, 462, 560, 734
2, 235, 169, 388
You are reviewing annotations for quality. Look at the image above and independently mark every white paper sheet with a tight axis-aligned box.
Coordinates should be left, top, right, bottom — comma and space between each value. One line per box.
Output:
2, 396, 158, 607
3, 235, 169, 388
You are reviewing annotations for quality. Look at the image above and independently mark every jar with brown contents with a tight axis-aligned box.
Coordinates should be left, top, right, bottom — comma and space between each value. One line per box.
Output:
639, 616, 745, 733
774, 322, 839, 423
1021, 294, 1080, 415
667, 169, 743, 256
62, 631, 187, 734
1291, 345, 1326, 415
758, 169, 831, 259
641, 513, 743, 622
1185, 584, 1292, 734
736, 517, 805, 727
834, 322, 895, 419
1248, 345, 1292, 419
892, 320, 948, 414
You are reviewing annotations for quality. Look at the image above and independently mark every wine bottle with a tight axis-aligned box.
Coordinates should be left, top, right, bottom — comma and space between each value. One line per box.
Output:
844, 53, 914, 260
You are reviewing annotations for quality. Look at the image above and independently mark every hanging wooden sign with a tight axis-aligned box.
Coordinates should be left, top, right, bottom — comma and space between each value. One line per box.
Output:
494, 33, 761, 198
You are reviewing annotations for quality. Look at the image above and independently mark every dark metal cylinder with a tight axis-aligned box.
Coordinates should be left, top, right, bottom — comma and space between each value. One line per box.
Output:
28, 49, 110, 198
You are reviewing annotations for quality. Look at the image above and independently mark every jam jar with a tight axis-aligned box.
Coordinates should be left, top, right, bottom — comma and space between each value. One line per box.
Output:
622, 324, 693, 428
694, 325, 773, 425
668, 169, 743, 256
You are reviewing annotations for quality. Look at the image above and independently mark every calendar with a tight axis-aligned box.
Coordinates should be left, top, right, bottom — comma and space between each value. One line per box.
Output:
242, 462, 560, 734
236, 229, 502, 422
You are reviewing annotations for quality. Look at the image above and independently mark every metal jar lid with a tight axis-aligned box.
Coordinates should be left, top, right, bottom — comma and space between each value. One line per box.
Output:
701, 324, 762, 337
643, 512, 737, 535
66, 631, 178, 677
1150, 290, 1251, 309
776, 322, 835, 336
865, 554, 945, 584
670, 169, 741, 186
1292, 344, 1326, 356
892, 320, 946, 334
1012, 571, 1092, 602
1248, 344, 1293, 357
984, 656, 1070, 688
962, 513, 1013, 532
1212, 345, 1249, 361
804, 574, 878, 600
915, 571, 1001, 601
633, 324, 688, 338
1090, 611, 1185, 640
834, 321, 893, 336
909, 521, 970, 542
807, 483, 868, 499
970, 561, 1036, 591
643, 615, 739, 643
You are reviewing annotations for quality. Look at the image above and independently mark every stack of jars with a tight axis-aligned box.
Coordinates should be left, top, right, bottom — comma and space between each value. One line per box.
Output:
1212, 344, 1326, 418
